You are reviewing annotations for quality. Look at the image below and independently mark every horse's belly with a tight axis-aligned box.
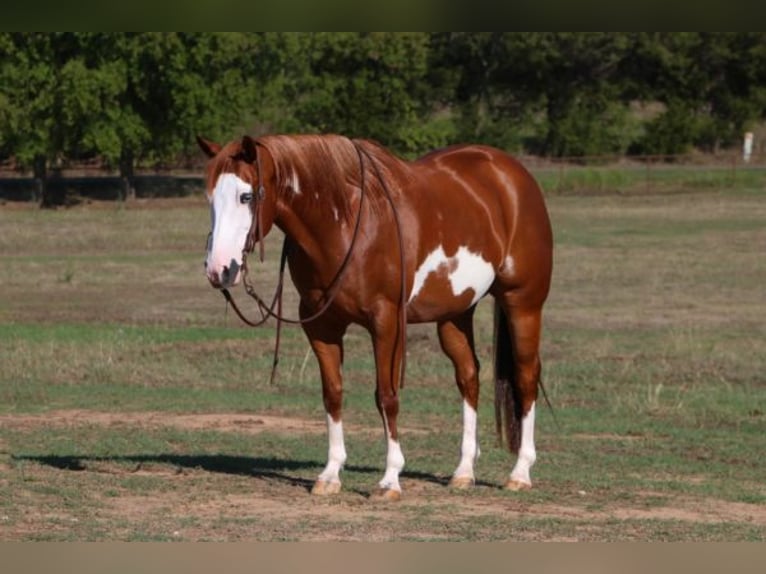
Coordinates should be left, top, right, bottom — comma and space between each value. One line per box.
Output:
406, 245, 495, 322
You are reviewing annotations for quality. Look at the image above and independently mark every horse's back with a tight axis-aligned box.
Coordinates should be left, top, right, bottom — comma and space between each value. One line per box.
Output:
412, 143, 547, 222
411, 143, 551, 254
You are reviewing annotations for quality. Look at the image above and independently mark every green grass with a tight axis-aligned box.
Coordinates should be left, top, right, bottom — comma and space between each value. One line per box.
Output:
1, 183, 765, 540
533, 163, 766, 195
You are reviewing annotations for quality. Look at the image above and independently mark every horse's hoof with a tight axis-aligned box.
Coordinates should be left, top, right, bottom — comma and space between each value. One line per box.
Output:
311, 480, 342, 496
371, 487, 401, 502
504, 479, 532, 492
449, 476, 475, 490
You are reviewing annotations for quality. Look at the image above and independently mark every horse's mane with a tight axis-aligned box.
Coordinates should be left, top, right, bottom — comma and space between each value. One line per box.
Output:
258, 134, 410, 217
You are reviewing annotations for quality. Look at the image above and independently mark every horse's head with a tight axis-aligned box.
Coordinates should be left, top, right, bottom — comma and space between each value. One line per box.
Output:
197, 135, 277, 289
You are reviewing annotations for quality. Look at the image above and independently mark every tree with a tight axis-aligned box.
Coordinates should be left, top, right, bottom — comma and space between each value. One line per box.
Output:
1, 33, 149, 203
287, 33, 446, 155
626, 33, 766, 154
3, 32, 766, 184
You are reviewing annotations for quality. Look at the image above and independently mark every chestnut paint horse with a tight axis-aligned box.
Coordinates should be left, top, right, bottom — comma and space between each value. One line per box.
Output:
198, 134, 553, 500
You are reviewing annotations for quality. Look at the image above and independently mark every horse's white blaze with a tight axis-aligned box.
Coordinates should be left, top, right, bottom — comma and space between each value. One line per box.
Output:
453, 400, 480, 480
206, 173, 253, 287
318, 415, 346, 484
379, 416, 405, 491
408, 245, 495, 305
509, 402, 536, 486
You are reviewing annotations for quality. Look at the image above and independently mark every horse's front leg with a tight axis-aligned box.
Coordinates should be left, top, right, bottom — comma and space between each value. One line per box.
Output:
370, 304, 406, 501
302, 313, 348, 496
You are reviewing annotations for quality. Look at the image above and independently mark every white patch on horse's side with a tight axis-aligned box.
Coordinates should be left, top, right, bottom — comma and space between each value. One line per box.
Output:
332, 206, 339, 222
317, 414, 347, 485
509, 401, 536, 486
408, 245, 495, 305
450, 247, 495, 305
409, 246, 448, 303
205, 173, 253, 286
453, 400, 480, 481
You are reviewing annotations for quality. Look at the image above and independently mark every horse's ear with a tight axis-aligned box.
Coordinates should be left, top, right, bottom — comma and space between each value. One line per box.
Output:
197, 135, 221, 158
241, 135, 258, 165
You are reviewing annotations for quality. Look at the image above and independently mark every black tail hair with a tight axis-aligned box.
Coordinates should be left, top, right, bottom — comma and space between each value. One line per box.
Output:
493, 300, 522, 453
494, 300, 557, 453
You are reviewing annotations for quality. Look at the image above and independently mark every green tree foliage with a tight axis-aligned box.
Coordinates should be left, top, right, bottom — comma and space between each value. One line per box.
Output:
288, 32, 448, 155
2, 32, 766, 167
626, 33, 766, 154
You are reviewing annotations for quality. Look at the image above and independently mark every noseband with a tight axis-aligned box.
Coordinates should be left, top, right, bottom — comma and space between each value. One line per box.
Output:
221, 138, 408, 391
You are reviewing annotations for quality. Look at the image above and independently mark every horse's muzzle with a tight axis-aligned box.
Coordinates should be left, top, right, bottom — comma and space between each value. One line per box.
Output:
206, 260, 241, 289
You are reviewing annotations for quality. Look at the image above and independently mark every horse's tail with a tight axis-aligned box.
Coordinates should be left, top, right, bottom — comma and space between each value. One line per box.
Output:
493, 299, 522, 453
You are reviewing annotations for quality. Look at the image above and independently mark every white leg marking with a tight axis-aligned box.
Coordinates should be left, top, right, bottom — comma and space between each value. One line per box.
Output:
408, 245, 495, 305
317, 414, 346, 484
379, 417, 405, 492
453, 400, 480, 480
509, 402, 536, 486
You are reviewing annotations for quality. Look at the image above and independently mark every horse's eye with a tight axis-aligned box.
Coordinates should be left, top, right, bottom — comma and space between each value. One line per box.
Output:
240, 192, 253, 204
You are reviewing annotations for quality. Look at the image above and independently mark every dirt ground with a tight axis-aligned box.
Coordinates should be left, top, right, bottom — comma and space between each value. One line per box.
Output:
2, 410, 763, 541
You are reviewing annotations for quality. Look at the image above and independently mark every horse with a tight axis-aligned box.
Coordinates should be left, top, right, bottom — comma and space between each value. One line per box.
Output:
197, 134, 553, 500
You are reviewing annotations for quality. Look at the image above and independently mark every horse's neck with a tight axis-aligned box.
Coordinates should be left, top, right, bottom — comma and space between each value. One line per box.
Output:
270, 139, 403, 273
274, 184, 352, 268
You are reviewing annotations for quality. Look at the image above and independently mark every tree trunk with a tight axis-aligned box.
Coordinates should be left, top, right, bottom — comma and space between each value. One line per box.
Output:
34, 154, 51, 207
119, 149, 135, 201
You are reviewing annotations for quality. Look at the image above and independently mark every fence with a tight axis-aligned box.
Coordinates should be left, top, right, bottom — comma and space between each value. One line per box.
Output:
1, 151, 765, 205
525, 151, 766, 194
0, 158, 204, 204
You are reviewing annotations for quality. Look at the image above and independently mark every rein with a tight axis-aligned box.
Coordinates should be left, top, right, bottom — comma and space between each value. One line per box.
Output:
221, 139, 408, 393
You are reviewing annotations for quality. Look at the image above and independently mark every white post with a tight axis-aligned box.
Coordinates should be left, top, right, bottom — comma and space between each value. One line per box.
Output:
743, 132, 754, 163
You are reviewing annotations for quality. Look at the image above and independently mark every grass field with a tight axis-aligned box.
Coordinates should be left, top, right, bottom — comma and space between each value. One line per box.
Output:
0, 181, 764, 541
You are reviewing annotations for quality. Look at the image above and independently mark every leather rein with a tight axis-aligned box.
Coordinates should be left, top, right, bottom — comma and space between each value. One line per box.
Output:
220, 139, 408, 391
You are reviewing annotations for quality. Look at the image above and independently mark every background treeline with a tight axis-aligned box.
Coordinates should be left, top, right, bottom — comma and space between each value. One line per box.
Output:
2, 32, 766, 171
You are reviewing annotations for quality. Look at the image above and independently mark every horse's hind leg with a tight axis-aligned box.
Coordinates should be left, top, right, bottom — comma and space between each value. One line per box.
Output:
437, 309, 481, 489
497, 294, 544, 491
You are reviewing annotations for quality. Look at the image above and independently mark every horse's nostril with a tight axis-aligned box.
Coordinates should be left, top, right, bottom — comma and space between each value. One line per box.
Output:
222, 266, 230, 282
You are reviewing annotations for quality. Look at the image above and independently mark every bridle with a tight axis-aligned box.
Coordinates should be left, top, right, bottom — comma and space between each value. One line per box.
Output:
219, 138, 408, 391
